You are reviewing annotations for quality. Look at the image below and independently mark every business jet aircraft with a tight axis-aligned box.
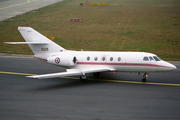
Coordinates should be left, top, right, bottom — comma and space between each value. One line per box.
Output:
5, 27, 177, 82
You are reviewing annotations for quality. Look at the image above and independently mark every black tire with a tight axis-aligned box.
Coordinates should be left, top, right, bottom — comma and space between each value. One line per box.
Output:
142, 78, 146, 82
80, 76, 88, 82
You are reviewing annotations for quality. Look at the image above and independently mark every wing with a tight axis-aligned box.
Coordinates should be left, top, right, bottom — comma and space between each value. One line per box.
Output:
26, 68, 115, 79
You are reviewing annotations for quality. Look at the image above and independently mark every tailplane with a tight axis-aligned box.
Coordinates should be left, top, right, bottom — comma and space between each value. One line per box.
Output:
5, 27, 66, 55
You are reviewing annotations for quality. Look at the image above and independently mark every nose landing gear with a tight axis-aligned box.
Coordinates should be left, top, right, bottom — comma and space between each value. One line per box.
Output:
142, 72, 148, 82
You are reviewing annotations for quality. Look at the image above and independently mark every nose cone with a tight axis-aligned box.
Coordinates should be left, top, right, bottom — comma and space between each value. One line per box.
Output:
157, 61, 177, 72
165, 62, 177, 71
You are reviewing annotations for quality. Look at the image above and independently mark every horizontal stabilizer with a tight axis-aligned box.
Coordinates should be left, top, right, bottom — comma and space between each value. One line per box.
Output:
4, 42, 49, 45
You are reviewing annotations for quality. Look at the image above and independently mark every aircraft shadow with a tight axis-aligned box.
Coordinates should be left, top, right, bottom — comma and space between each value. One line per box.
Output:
25, 72, 142, 92
26, 76, 108, 92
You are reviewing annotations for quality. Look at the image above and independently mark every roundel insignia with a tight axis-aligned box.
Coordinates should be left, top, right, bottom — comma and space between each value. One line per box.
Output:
55, 57, 60, 64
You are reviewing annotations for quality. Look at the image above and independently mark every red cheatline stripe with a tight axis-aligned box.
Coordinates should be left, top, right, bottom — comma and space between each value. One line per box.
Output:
77, 62, 172, 68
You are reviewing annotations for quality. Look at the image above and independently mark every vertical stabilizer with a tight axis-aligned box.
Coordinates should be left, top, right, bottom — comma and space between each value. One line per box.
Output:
18, 27, 66, 55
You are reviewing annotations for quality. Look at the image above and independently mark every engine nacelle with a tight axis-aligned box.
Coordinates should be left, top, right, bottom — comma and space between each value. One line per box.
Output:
47, 56, 77, 67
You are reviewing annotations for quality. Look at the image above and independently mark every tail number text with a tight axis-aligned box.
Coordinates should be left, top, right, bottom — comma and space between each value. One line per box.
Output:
41, 48, 48, 51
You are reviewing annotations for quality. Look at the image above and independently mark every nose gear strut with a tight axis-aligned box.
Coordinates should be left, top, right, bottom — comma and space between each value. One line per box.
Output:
142, 72, 148, 82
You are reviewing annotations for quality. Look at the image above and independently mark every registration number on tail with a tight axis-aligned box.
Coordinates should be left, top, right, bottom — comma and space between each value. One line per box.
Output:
41, 48, 48, 51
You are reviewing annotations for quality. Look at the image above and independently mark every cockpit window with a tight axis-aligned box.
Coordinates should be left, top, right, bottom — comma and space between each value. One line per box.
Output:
143, 57, 149, 61
153, 56, 161, 61
149, 57, 154, 61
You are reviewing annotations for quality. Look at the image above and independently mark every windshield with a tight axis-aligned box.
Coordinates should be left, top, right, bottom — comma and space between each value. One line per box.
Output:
153, 56, 161, 61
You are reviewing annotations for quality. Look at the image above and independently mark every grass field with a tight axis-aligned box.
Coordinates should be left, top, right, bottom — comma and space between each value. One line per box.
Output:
0, 0, 180, 60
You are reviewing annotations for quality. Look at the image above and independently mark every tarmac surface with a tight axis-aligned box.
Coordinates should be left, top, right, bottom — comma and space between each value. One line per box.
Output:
0, 0, 63, 21
0, 54, 180, 120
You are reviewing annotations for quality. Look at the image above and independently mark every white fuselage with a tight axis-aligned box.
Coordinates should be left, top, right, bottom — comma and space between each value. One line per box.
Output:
34, 51, 176, 73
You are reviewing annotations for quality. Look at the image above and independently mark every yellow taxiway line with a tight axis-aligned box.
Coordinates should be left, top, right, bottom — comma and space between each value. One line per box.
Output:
63, 76, 180, 87
0, 0, 37, 10
0, 71, 180, 87
0, 71, 36, 76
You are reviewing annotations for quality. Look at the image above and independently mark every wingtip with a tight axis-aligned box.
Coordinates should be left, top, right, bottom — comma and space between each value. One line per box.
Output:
26, 76, 39, 79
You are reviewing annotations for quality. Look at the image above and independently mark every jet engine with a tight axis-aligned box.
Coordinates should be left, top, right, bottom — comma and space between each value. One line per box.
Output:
47, 55, 77, 67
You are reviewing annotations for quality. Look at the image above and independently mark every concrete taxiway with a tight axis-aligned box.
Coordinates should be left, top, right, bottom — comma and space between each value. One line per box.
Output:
0, 54, 180, 120
0, 0, 63, 21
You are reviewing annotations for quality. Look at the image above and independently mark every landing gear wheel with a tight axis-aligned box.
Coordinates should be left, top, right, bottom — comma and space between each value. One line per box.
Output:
80, 75, 88, 82
142, 72, 148, 82
142, 78, 147, 82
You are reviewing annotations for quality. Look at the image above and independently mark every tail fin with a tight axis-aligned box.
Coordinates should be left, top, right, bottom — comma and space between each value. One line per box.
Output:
7, 27, 66, 55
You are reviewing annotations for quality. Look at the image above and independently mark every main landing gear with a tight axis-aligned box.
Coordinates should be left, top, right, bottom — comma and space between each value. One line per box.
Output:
142, 72, 148, 82
80, 75, 88, 82
80, 72, 100, 82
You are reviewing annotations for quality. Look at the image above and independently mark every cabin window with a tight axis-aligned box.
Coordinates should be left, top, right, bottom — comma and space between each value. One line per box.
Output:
87, 56, 90, 61
118, 57, 121, 61
153, 56, 161, 61
149, 57, 154, 61
143, 57, 149, 61
110, 57, 113, 61
102, 57, 106, 61
94, 56, 98, 61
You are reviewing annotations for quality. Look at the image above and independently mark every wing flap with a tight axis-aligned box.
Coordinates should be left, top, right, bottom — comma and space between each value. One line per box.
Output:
82, 68, 115, 73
